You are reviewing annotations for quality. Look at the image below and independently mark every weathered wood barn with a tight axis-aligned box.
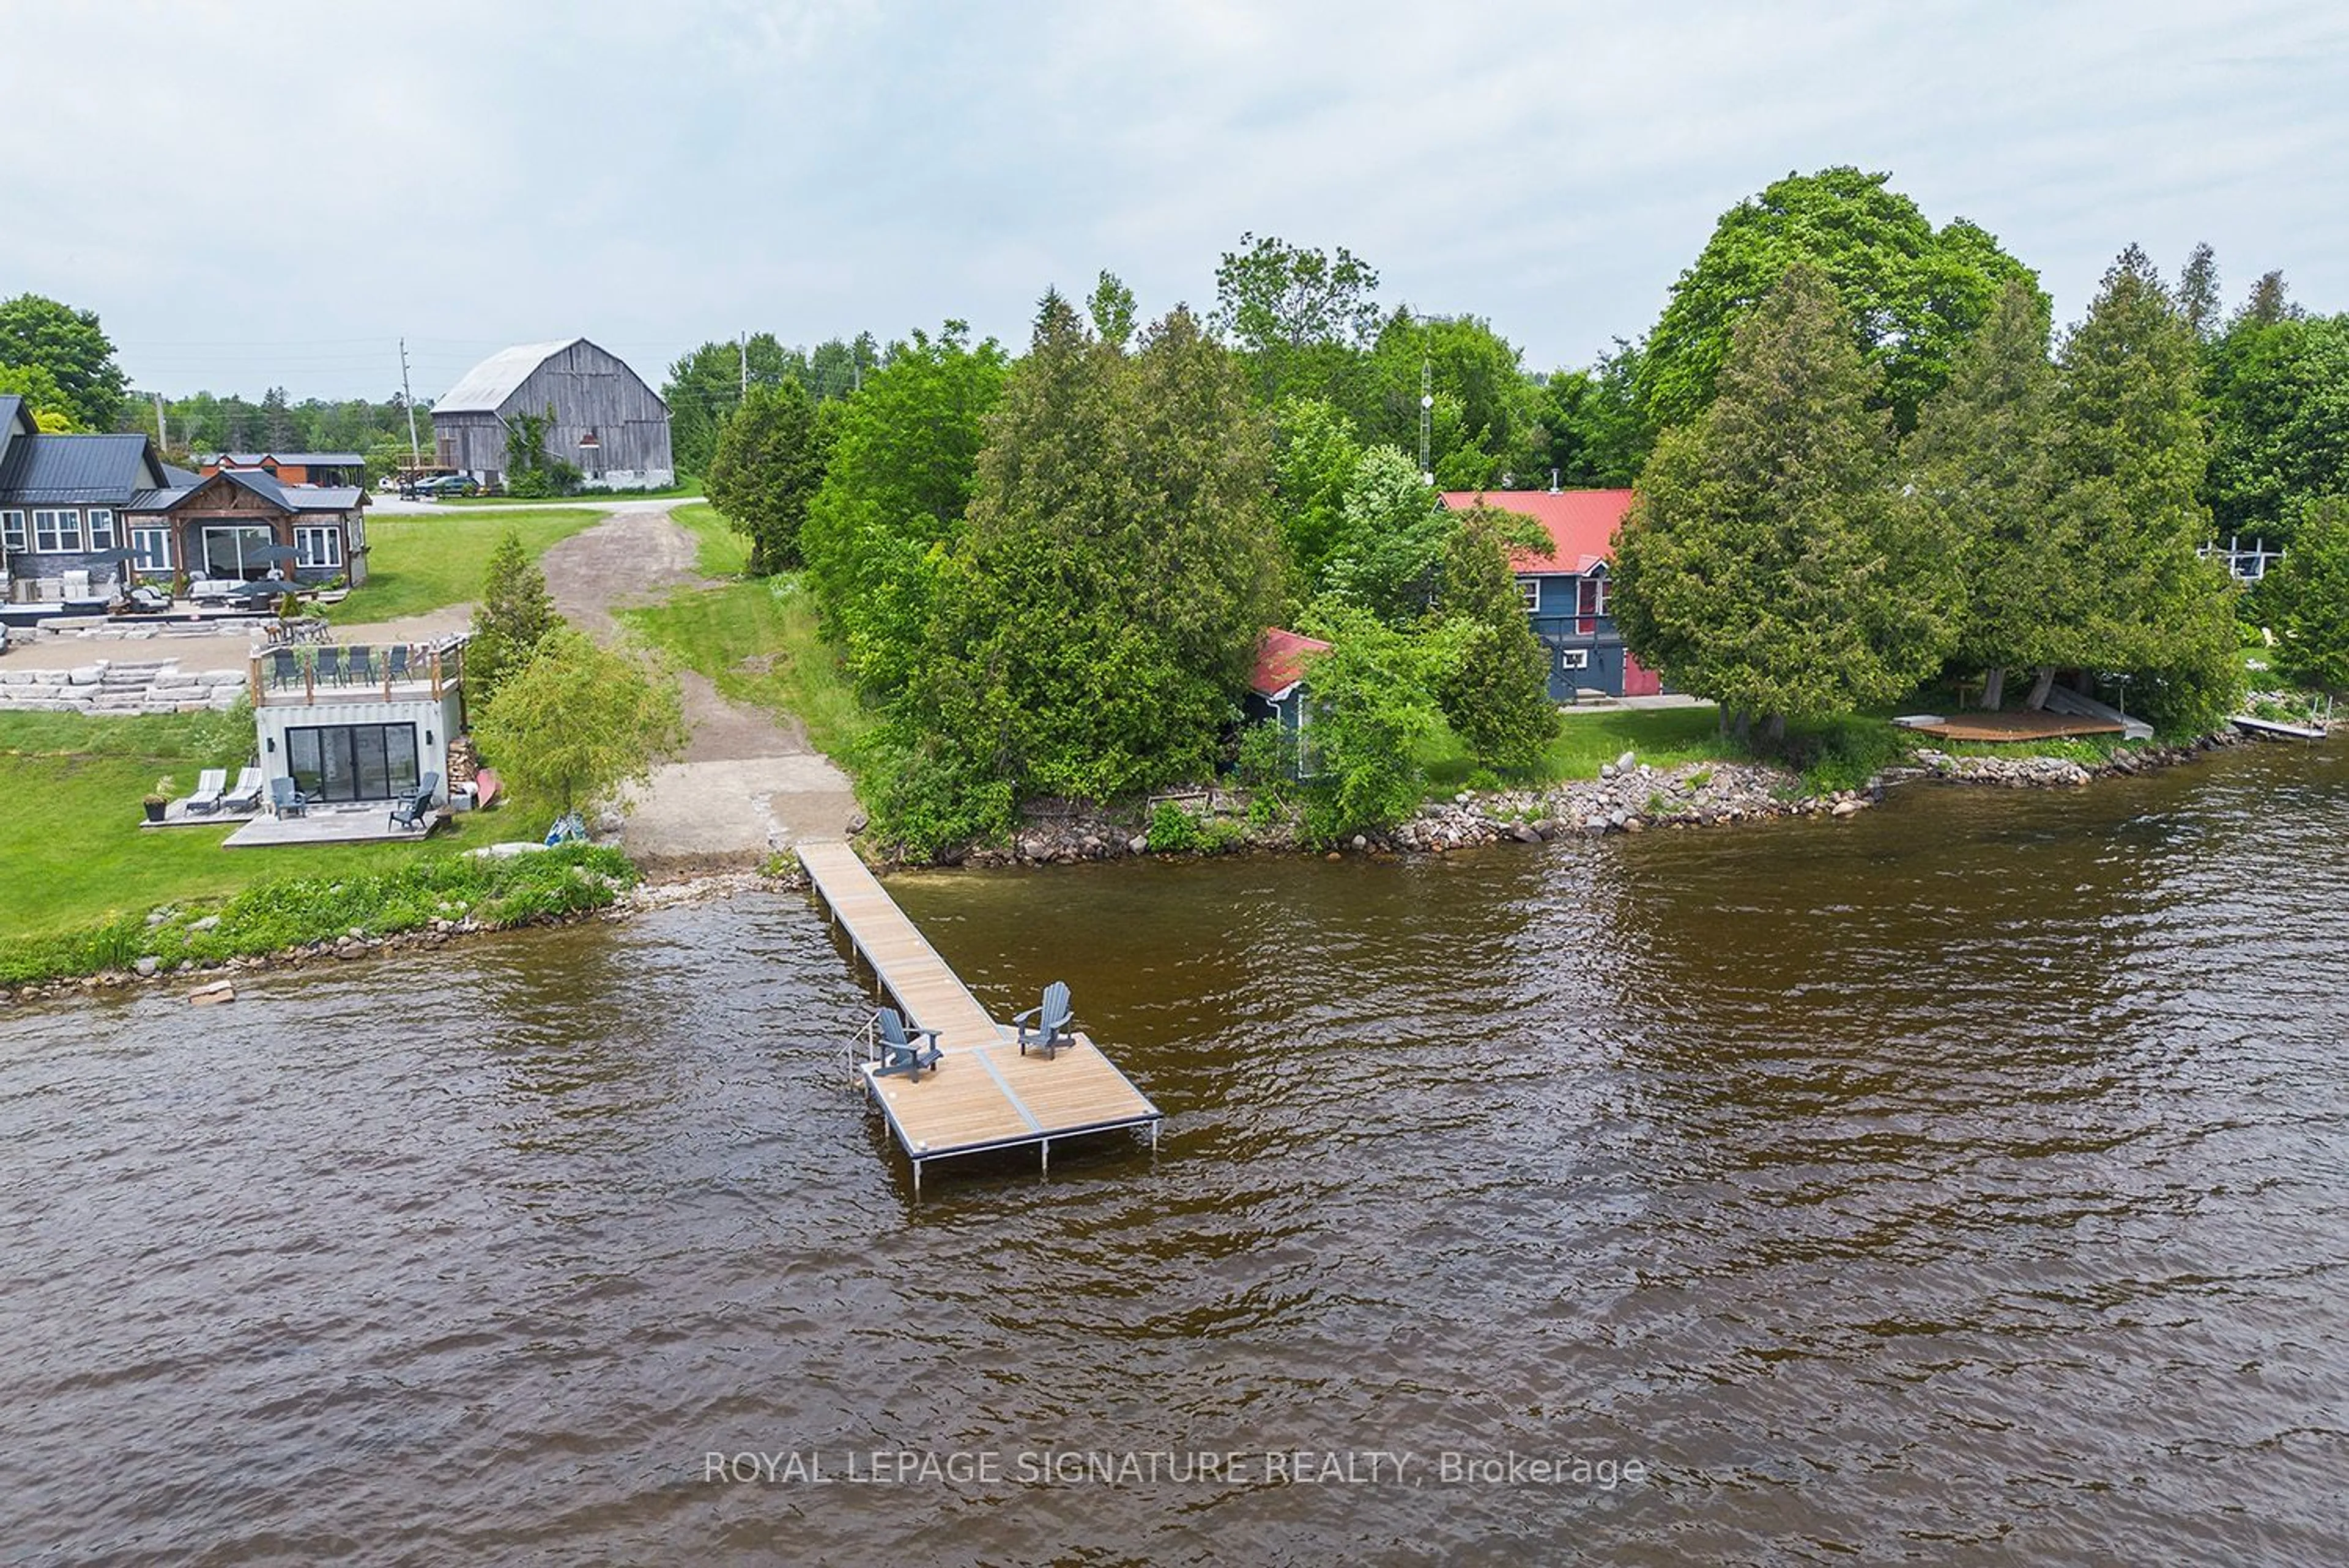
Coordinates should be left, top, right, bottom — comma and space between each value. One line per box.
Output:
430, 338, 673, 490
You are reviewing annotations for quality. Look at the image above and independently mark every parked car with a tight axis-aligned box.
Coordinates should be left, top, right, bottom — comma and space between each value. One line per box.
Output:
424, 474, 480, 497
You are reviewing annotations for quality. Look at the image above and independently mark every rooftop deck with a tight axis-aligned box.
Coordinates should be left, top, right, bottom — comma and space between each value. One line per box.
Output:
248, 639, 463, 707
798, 840, 1162, 1189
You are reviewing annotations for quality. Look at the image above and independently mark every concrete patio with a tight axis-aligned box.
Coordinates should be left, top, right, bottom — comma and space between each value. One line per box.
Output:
222, 803, 446, 848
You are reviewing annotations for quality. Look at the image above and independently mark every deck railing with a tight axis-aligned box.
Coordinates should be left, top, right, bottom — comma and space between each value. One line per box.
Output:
248, 639, 466, 707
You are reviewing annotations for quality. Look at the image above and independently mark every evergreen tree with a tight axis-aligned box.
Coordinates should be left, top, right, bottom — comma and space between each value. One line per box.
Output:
1612, 263, 1961, 737
1434, 509, 1557, 770
261, 385, 295, 450
466, 529, 562, 707
918, 296, 1283, 803
2178, 242, 2222, 343
2048, 245, 2240, 732
2205, 312, 2349, 548
705, 379, 828, 574
1906, 278, 2083, 707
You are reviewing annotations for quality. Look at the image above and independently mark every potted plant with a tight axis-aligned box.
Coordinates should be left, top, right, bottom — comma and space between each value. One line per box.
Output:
144, 776, 177, 823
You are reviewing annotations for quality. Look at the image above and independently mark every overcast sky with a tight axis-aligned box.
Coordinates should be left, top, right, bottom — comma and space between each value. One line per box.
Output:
4, 1, 2344, 403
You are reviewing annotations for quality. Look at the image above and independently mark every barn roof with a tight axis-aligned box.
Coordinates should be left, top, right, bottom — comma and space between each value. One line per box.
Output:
1250, 628, 1333, 700
1441, 488, 1637, 575
434, 338, 586, 414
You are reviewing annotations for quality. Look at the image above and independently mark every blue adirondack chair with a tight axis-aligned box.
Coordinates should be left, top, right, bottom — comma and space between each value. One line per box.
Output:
1015, 981, 1075, 1058
269, 776, 314, 817
873, 1007, 943, 1080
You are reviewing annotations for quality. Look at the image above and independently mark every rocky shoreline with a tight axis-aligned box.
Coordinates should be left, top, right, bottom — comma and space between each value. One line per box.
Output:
938, 728, 2265, 868
0, 726, 2288, 1005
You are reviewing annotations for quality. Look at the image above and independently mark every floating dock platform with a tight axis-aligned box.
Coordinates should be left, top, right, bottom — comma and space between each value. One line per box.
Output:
798, 841, 1162, 1189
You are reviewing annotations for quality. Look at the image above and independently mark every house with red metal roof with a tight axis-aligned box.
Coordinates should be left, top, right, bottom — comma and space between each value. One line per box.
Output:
1243, 627, 1332, 775
1440, 488, 1661, 700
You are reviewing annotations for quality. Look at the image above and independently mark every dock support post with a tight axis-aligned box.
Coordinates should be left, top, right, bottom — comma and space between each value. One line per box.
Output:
913, 1158, 922, 1197
1151, 1120, 1160, 1152
1041, 1139, 1050, 1176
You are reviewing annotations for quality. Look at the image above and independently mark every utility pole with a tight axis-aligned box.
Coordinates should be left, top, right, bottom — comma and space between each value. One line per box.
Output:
399, 338, 421, 472
152, 392, 167, 450
1418, 360, 1433, 485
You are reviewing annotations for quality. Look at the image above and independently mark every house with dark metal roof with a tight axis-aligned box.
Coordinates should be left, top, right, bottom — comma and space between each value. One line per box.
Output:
124, 468, 370, 589
2, 402, 368, 602
1, 398, 174, 604
1440, 488, 1663, 700
198, 451, 367, 486
430, 338, 672, 490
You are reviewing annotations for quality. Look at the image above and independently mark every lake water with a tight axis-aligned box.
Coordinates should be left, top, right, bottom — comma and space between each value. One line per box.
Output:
4, 740, 2346, 1564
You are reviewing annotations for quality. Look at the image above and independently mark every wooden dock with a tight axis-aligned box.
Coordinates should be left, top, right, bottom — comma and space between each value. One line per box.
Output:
798, 841, 1162, 1189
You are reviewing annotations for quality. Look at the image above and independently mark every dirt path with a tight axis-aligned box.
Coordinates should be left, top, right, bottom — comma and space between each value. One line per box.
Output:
536, 510, 858, 864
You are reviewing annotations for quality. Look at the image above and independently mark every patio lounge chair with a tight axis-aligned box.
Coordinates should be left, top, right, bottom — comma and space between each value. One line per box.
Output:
265, 648, 300, 690
388, 772, 440, 833
873, 1007, 943, 1081
385, 644, 411, 683
311, 646, 346, 686
1015, 981, 1075, 1059
221, 767, 264, 813
184, 768, 229, 815
269, 776, 314, 817
345, 647, 378, 686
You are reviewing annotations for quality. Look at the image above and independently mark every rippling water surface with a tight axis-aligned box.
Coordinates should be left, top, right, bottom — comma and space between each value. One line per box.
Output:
5, 741, 2347, 1564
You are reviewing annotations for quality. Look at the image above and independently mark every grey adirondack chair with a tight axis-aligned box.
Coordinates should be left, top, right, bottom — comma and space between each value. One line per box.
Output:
388, 771, 440, 832
1015, 981, 1075, 1058
874, 1007, 943, 1080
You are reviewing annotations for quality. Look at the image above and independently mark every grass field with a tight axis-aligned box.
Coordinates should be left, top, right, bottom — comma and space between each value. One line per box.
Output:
669, 501, 751, 578
0, 711, 547, 943
328, 508, 607, 622
621, 574, 874, 764
1422, 704, 1734, 790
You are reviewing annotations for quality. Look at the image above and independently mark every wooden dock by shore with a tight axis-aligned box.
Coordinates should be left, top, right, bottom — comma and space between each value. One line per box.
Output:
798, 841, 1162, 1189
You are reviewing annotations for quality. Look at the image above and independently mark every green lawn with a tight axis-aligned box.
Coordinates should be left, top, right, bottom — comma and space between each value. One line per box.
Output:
670, 501, 751, 578
0, 712, 545, 943
621, 574, 875, 764
330, 509, 607, 622
1423, 704, 1734, 790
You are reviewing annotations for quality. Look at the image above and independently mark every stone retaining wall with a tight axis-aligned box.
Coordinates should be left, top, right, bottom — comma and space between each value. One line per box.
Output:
0, 659, 248, 714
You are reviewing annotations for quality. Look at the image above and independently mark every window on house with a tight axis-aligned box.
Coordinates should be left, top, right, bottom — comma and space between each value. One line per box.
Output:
131, 527, 173, 572
86, 508, 115, 549
1516, 577, 1539, 612
32, 508, 83, 552
1591, 574, 1611, 617
1, 510, 24, 552
295, 526, 342, 568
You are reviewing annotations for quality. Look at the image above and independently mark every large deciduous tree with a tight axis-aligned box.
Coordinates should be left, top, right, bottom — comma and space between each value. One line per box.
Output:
662, 333, 808, 478
1634, 167, 2038, 447
0, 294, 128, 432
917, 295, 1284, 804
1321, 444, 1454, 625
472, 628, 686, 819
800, 323, 1008, 695
2205, 309, 2349, 549
705, 378, 830, 573
1211, 232, 1381, 409
1613, 263, 1961, 738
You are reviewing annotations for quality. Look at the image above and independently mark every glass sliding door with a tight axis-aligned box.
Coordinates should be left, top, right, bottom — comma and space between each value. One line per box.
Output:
287, 723, 421, 801
201, 524, 279, 581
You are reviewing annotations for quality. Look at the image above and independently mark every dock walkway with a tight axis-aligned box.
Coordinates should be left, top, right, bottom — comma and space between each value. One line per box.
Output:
798, 842, 1162, 1188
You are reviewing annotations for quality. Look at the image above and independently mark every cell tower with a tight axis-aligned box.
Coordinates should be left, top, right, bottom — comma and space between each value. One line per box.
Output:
1418, 360, 1433, 485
